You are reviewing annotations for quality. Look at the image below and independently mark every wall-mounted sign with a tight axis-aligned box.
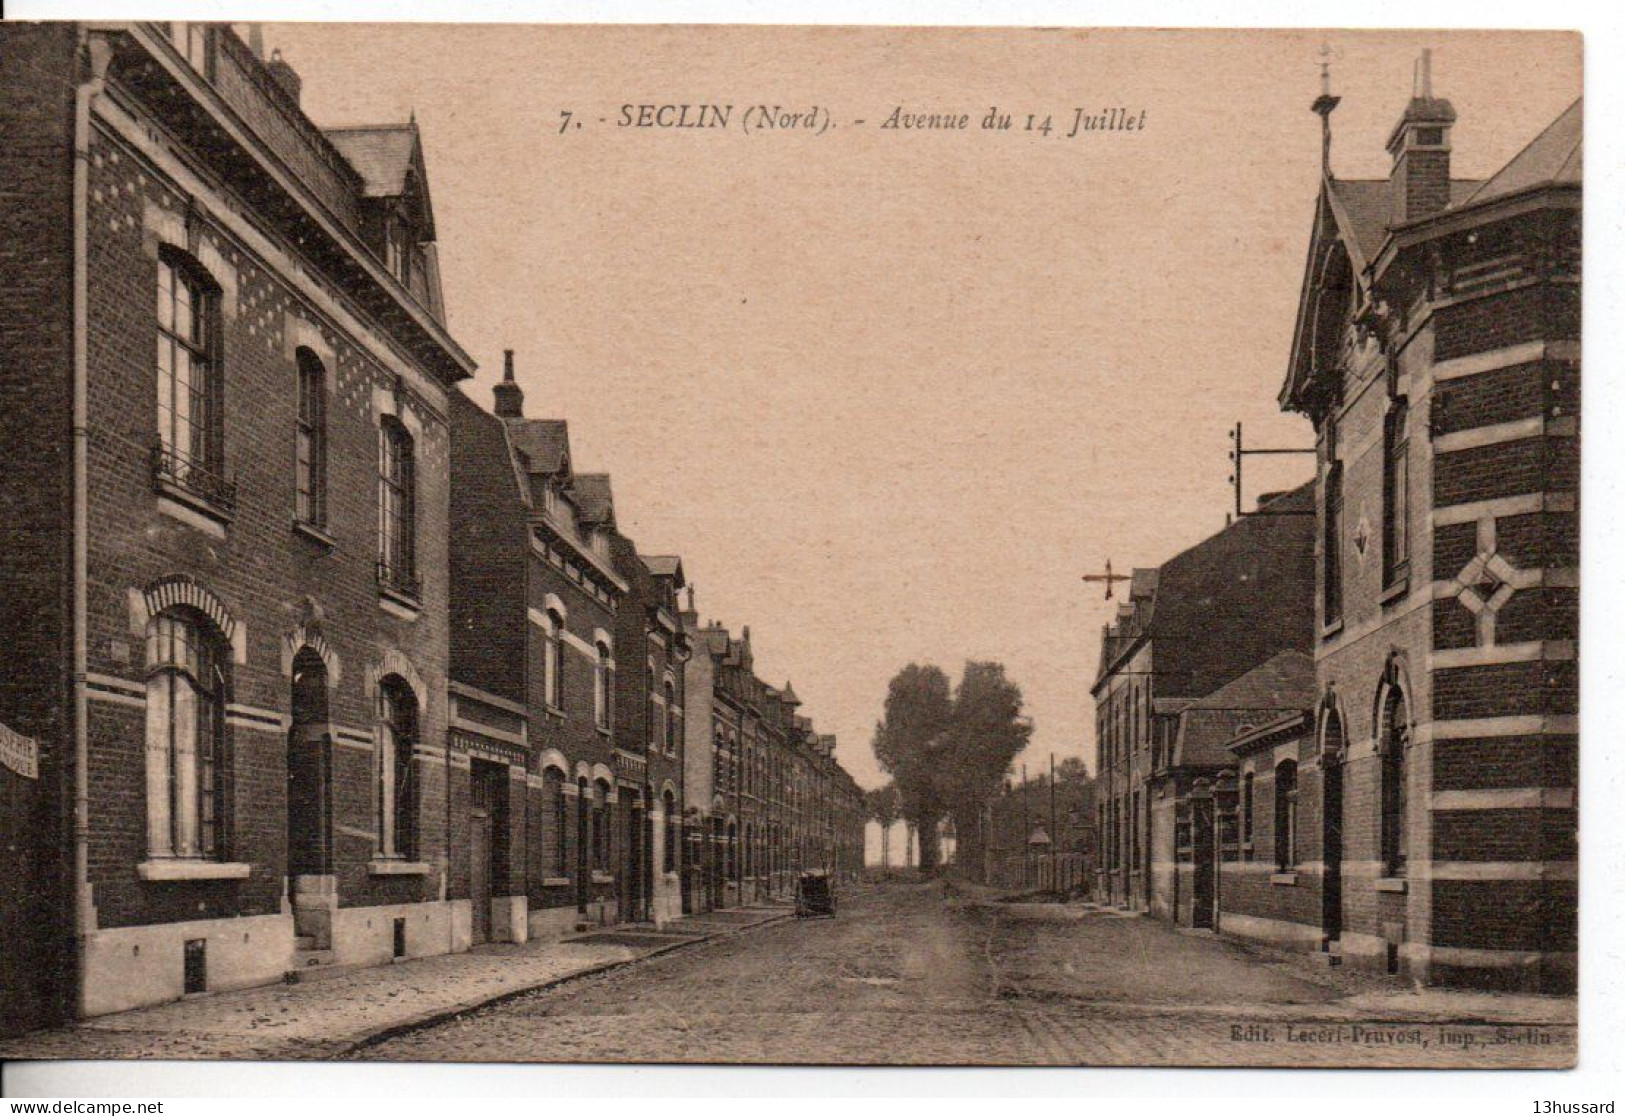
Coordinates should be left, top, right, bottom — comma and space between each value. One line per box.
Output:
0, 722, 39, 780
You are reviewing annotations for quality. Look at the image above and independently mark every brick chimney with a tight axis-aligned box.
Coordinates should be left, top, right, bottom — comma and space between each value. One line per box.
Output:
493, 349, 524, 418
265, 48, 302, 106
1386, 49, 1456, 225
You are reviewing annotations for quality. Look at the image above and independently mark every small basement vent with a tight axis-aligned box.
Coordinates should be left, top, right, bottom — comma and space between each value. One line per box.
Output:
392, 917, 407, 959
183, 938, 207, 995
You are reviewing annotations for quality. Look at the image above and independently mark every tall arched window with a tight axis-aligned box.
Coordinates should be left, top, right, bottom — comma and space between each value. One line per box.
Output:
593, 641, 613, 730
543, 609, 564, 710
378, 417, 417, 598
648, 656, 661, 751
1380, 688, 1410, 877
294, 348, 328, 528
592, 778, 612, 872
665, 678, 680, 757
1274, 760, 1298, 871
377, 676, 419, 859
155, 249, 227, 507
145, 608, 227, 859
545, 768, 568, 877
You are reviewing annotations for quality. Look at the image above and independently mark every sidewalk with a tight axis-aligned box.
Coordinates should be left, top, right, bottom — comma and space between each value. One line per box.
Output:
0, 907, 789, 1062
979, 894, 1575, 1029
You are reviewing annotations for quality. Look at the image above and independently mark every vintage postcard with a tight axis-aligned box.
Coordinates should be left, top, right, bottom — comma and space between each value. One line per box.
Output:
0, 21, 1581, 1071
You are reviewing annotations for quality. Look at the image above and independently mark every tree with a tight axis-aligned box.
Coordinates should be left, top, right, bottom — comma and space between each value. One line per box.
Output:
1054, 756, 1089, 782
870, 664, 953, 873
937, 662, 1034, 882
865, 783, 902, 868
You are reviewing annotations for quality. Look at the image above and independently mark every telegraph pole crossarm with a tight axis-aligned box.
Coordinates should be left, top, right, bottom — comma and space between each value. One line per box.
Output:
1081, 558, 1134, 600
1228, 421, 1316, 519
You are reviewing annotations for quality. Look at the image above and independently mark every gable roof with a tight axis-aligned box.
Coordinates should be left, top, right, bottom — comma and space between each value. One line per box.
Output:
1282, 98, 1579, 414
505, 419, 570, 476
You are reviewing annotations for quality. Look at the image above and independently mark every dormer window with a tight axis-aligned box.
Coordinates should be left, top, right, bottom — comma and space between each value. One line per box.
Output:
542, 484, 564, 521
385, 219, 414, 286
590, 529, 611, 561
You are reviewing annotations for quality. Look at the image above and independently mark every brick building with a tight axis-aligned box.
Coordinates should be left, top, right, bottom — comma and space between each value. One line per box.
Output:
0, 22, 476, 1032
1162, 650, 1315, 932
448, 356, 634, 939
680, 615, 865, 909
605, 541, 690, 927
1093, 486, 1316, 913
1276, 63, 1579, 990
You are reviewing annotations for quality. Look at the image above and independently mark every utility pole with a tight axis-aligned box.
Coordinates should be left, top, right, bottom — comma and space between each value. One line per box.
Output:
1050, 753, 1058, 892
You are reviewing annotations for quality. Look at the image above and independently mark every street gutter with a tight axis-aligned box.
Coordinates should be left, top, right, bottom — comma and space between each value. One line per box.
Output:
333, 911, 793, 1060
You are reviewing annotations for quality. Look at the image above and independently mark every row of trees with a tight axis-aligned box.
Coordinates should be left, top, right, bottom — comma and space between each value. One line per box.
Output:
867, 661, 1033, 874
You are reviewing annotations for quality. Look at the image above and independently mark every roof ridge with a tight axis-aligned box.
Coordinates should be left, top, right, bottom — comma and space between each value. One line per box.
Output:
1459, 97, 1582, 207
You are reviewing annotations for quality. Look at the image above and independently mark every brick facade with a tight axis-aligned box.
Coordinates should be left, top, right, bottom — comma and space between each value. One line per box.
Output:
1278, 85, 1580, 991
0, 22, 474, 1024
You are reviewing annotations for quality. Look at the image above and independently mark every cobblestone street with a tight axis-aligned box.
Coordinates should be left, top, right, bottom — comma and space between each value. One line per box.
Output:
354, 881, 1576, 1067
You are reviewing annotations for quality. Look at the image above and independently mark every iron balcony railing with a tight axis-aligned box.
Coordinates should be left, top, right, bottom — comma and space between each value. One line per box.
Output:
151, 442, 238, 514
376, 557, 422, 602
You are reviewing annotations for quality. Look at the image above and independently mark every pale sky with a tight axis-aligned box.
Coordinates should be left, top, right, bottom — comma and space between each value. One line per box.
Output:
270, 25, 1579, 791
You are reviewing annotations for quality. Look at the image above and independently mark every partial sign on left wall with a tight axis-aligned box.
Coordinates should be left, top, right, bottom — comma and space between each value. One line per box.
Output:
0, 723, 39, 781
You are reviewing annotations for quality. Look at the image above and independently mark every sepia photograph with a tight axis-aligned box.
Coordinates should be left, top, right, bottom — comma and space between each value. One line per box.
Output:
0, 10, 1598, 1089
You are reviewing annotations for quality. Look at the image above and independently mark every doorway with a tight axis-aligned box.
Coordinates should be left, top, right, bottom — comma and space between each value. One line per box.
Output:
288, 650, 331, 879
288, 650, 332, 949
624, 792, 644, 922
1321, 709, 1347, 948
470, 758, 507, 945
1191, 795, 1216, 929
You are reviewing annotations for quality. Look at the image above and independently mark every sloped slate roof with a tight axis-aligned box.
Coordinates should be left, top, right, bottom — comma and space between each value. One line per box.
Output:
643, 555, 683, 580
324, 124, 419, 197
1460, 97, 1582, 208
1174, 651, 1314, 768
573, 473, 615, 525
1186, 649, 1315, 712
1328, 178, 1482, 265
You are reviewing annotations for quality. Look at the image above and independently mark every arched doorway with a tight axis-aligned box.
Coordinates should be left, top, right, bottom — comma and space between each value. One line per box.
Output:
288, 647, 332, 950
288, 649, 331, 879
1320, 701, 1347, 948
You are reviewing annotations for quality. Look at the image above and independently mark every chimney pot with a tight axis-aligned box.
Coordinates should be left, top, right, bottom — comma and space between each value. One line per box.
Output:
493, 348, 525, 418
265, 48, 302, 106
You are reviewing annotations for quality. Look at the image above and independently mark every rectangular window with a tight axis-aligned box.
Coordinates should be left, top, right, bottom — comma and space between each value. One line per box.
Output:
295, 351, 327, 528
1323, 462, 1343, 625
155, 253, 234, 512
1383, 401, 1411, 587
1275, 762, 1299, 871
1241, 772, 1255, 859
378, 418, 418, 599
